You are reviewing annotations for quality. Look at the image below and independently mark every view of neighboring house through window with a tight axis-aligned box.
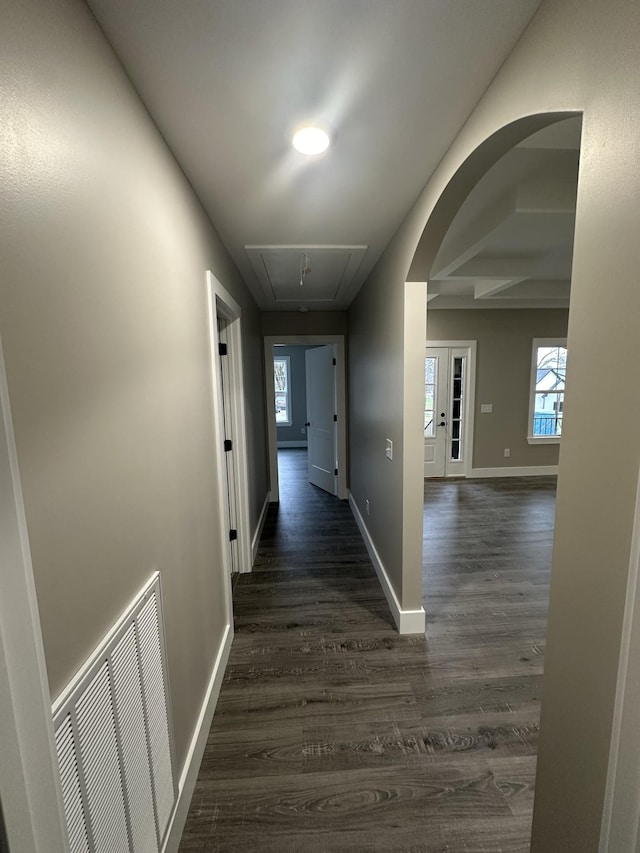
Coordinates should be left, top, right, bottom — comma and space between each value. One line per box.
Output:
528, 338, 567, 442
274, 355, 292, 425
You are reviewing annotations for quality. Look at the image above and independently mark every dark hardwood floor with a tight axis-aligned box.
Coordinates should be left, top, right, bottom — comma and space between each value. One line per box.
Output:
179, 451, 555, 852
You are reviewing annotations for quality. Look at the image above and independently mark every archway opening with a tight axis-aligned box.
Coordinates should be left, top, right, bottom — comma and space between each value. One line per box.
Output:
408, 111, 583, 849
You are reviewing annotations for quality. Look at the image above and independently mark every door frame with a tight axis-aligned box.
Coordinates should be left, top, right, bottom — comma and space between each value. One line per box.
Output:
206, 271, 252, 581
600, 462, 640, 852
264, 335, 347, 503
0, 335, 70, 852
425, 339, 477, 478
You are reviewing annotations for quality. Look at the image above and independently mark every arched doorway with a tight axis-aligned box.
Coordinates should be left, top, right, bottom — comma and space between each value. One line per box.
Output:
406, 113, 586, 852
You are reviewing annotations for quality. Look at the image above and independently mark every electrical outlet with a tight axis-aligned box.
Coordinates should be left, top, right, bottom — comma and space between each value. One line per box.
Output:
365, 499, 370, 516
504, 448, 511, 458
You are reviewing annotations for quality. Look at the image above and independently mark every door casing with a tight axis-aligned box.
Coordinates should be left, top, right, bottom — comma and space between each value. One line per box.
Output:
264, 335, 347, 503
0, 334, 70, 852
206, 271, 252, 579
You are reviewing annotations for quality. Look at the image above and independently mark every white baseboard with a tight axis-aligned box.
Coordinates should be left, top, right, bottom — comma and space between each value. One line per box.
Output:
162, 623, 233, 853
348, 491, 425, 635
252, 492, 270, 564
276, 440, 308, 448
469, 465, 559, 478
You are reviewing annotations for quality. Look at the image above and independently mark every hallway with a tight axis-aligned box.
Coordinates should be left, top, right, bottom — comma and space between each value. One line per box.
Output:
179, 453, 554, 852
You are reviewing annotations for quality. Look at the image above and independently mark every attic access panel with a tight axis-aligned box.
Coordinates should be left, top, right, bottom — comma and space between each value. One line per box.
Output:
245, 245, 367, 305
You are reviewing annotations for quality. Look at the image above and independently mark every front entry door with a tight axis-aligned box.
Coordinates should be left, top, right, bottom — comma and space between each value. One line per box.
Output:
305, 345, 338, 495
424, 346, 470, 478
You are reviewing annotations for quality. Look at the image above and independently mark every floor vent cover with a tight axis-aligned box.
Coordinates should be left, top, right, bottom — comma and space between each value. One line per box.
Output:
52, 573, 176, 853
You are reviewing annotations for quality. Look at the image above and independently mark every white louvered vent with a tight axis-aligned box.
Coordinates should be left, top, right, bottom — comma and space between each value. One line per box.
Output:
52, 573, 177, 853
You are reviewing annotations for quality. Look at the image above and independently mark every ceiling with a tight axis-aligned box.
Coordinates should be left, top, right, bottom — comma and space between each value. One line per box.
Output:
86, 0, 548, 311
427, 118, 581, 309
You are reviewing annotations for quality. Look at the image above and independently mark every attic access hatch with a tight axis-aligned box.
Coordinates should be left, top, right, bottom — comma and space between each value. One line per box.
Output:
245, 245, 367, 308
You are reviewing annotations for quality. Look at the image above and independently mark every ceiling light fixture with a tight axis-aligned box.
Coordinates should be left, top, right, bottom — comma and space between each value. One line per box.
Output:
292, 126, 330, 156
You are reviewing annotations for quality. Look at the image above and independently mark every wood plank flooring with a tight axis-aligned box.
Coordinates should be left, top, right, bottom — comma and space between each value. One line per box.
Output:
179, 452, 555, 852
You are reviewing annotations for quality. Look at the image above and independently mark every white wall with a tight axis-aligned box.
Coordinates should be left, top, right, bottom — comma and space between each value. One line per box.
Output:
349, 0, 640, 849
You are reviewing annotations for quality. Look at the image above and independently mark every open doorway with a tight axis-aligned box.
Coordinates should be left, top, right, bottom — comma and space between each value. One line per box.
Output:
273, 343, 339, 494
263, 334, 347, 503
416, 115, 581, 848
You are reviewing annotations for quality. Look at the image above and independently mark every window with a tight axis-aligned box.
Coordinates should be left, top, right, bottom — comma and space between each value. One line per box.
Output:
528, 338, 567, 443
450, 355, 465, 461
273, 355, 292, 425
424, 356, 436, 438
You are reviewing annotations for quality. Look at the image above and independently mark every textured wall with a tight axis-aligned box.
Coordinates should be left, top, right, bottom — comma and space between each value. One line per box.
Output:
349, 0, 640, 848
0, 0, 268, 770
427, 308, 569, 469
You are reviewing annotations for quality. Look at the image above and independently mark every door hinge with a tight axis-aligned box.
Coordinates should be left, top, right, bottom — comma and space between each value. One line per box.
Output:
332, 358, 336, 366
333, 414, 337, 422
224, 439, 232, 452
334, 468, 338, 476
229, 528, 238, 541
218, 342, 228, 356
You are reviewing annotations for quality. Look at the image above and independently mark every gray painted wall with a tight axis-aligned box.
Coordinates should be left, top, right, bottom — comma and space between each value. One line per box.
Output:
427, 308, 569, 470
274, 346, 315, 444
262, 311, 348, 337
349, 0, 640, 848
0, 0, 268, 774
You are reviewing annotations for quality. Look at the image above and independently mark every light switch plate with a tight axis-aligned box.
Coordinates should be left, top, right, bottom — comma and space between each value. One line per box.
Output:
480, 403, 493, 413
385, 439, 393, 460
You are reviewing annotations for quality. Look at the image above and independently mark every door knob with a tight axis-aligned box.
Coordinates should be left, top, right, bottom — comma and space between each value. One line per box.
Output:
305, 422, 310, 427
438, 421, 446, 426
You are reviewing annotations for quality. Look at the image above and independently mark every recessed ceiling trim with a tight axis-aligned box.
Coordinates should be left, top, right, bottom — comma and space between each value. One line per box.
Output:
245, 245, 367, 307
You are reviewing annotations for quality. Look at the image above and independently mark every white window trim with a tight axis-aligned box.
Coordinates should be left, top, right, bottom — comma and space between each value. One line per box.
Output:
527, 337, 567, 445
274, 354, 292, 427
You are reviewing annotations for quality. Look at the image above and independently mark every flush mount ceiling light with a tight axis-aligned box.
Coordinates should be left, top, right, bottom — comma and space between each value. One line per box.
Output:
292, 126, 330, 156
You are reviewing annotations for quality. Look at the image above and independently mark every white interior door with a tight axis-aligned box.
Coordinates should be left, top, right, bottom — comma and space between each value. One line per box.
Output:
305, 345, 337, 495
217, 316, 239, 574
424, 348, 449, 477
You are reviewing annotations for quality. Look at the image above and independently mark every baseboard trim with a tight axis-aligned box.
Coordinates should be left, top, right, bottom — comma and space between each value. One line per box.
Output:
469, 465, 559, 478
348, 491, 425, 635
252, 492, 270, 564
276, 440, 308, 448
162, 622, 233, 853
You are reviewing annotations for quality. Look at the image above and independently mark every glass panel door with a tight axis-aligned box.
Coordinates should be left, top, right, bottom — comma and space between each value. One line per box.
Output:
450, 355, 465, 462
424, 357, 437, 438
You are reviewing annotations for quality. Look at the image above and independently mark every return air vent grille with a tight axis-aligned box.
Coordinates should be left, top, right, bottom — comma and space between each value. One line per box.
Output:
55, 716, 91, 853
52, 573, 176, 853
